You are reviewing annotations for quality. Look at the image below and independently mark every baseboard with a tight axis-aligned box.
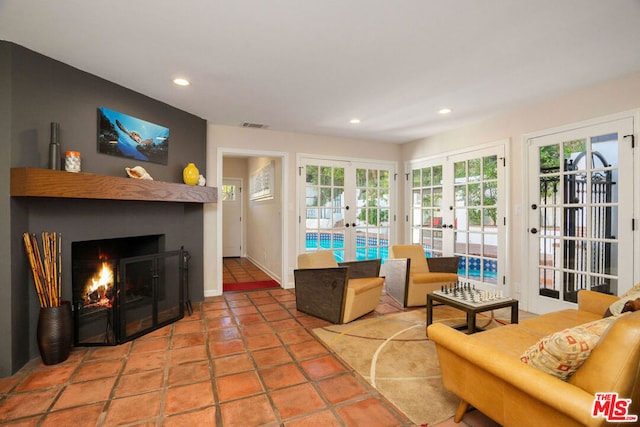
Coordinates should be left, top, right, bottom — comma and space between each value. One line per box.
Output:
245, 255, 281, 283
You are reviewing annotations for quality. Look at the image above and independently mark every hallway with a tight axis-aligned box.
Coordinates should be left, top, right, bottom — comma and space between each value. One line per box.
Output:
222, 258, 274, 285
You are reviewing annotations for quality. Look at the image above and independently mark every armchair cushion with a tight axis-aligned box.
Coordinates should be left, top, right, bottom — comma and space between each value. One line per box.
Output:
298, 251, 338, 269
388, 244, 459, 307
348, 277, 385, 295
413, 272, 460, 284
389, 245, 431, 274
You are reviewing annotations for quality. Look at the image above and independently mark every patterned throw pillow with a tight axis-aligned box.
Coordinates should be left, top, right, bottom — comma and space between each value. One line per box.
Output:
621, 283, 640, 298
608, 285, 640, 316
520, 316, 618, 381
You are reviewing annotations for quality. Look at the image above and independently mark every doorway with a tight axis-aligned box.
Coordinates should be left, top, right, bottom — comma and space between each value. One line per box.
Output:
526, 116, 635, 314
222, 178, 242, 257
408, 143, 507, 290
298, 157, 395, 262
217, 149, 288, 293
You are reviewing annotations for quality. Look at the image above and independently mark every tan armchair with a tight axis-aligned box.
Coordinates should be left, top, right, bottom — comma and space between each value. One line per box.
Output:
294, 251, 384, 324
387, 245, 459, 307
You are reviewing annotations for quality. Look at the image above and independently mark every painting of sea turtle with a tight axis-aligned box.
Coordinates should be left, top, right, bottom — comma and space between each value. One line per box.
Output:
98, 107, 169, 165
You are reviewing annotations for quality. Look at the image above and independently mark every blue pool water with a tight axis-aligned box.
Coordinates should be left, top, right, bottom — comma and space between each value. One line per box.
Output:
305, 233, 497, 279
305, 233, 387, 262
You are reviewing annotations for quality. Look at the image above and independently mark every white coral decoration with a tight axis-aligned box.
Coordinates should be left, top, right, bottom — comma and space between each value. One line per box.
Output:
125, 166, 153, 180
198, 174, 206, 186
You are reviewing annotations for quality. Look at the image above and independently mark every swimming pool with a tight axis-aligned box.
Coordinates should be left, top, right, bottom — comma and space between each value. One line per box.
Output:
305, 233, 387, 262
305, 233, 497, 280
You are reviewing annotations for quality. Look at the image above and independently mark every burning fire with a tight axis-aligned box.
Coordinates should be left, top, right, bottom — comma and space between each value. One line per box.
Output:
84, 262, 114, 308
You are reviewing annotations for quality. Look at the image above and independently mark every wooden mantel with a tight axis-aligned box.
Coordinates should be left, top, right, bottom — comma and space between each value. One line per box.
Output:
10, 168, 217, 203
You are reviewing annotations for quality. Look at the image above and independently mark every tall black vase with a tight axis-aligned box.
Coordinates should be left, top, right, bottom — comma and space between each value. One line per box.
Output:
37, 301, 72, 365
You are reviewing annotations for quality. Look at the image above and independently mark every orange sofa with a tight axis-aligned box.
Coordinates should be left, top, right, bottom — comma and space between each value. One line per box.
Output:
427, 291, 640, 426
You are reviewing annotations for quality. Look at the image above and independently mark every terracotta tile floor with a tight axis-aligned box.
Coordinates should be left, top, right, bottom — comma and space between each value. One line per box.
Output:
0, 289, 498, 426
223, 257, 273, 284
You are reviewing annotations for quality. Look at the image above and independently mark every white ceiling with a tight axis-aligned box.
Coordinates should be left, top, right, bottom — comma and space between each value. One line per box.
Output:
2, 0, 640, 144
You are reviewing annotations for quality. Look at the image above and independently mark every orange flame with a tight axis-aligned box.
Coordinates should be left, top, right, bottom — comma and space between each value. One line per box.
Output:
88, 262, 113, 293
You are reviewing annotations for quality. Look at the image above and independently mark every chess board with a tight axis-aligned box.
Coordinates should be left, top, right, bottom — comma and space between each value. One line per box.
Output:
433, 283, 511, 307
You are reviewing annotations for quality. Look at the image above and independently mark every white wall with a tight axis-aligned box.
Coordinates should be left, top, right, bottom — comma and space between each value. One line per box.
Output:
402, 70, 640, 310
204, 71, 640, 303
204, 125, 401, 296
222, 157, 248, 180
246, 157, 282, 280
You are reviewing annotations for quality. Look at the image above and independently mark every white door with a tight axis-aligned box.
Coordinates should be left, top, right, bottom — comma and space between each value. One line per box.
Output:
527, 118, 634, 313
299, 158, 395, 262
222, 178, 242, 257
409, 144, 507, 290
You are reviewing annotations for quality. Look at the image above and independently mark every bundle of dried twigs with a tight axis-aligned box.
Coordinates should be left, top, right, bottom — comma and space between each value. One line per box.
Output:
22, 232, 62, 308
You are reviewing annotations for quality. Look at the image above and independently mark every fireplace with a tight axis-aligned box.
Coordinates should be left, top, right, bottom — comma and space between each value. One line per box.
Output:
72, 235, 186, 346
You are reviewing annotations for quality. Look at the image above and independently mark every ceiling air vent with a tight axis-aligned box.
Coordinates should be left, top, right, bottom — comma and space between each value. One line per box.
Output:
241, 122, 268, 129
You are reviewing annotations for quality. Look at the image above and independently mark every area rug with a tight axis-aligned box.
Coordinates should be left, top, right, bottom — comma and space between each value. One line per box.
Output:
313, 306, 514, 425
222, 280, 280, 292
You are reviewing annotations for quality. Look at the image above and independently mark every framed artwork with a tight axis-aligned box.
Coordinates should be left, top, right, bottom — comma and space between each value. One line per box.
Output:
250, 161, 275, 200
97, 107, 169, 164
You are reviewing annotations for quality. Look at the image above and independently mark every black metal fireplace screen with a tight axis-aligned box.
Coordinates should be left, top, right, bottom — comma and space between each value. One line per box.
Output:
72, 236, 186, 346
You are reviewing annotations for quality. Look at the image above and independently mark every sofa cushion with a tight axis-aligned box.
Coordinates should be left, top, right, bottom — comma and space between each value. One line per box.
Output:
568, 311, 640, 399
519, 309, 601, 335
470, 324, 546, 359
520, 316, 617, 381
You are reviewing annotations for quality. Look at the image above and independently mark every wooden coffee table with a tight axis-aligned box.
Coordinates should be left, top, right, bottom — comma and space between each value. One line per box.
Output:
426, 291, 518, 335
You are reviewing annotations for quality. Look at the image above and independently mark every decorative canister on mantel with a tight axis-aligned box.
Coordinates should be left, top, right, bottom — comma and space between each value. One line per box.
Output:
183, 163, 199, 185
65, 151, 81, 173
48, 122, 61, 170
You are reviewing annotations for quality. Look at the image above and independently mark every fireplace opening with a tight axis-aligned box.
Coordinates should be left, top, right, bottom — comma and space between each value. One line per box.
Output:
72, 235, 186, 346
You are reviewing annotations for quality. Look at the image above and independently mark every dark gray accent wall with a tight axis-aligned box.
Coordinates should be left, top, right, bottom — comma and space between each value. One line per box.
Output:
1, 42, 15, 377
9, 43, 205, 180
1, 41, 209, 376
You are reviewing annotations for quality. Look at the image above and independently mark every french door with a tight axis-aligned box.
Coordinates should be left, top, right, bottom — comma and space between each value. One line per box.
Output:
299, 157, 395, 262
527, 117, 634, 313
409, 144, 506, 290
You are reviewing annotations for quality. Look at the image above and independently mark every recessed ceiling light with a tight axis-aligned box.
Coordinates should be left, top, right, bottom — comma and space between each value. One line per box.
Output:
350, 118, 361, 124
173, 78, 190, 86
438, 108, 452, 115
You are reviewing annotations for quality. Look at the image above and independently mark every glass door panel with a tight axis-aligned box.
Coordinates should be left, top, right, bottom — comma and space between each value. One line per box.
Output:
528, 118, 633, 313
411, 165, 445, 257
410, 145, 505, 290
452, 154, 500, 284
356, 168, 390, 261
300, 158, 394, 263
303, 163, 346, 262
